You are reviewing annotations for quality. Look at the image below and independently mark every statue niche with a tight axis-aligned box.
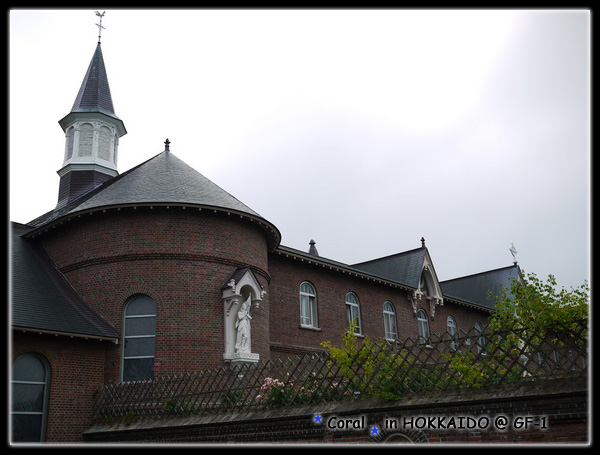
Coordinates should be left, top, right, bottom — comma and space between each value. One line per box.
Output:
222, 267, 264, 368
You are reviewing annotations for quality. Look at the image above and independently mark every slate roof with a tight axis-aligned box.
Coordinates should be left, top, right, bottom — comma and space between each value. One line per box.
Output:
58, 42, 126, 137
351, 247, 427, 289
70, 42, 117, 117
440, 264, 521, 310
281, 244, 515, 311
274, 245, 423, 292
10, 222, 119, 341
27, 149, 281, 248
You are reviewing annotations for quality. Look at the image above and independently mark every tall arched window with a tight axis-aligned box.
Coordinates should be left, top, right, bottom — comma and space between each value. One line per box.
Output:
66, 127, 75, 159
78, 123, 93, 156
474, 322, 486, 354
345, 292, 362, 335
417, 309, 430, 345
11, 353, 50, 442
383, 301, 397, 341
122, 295, 156, 382
447, 316, 458, 350
300, 281, 318, 328
98, 125, 111, 160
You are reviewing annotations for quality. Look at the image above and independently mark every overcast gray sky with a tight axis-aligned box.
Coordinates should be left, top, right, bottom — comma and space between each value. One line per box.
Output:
9, 9, 590, 290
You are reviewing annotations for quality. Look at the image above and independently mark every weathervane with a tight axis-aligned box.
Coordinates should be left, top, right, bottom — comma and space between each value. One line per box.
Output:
95, 11, 106, 43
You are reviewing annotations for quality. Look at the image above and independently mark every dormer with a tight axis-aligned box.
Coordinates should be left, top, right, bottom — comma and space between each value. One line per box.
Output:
414, 251, 444, 319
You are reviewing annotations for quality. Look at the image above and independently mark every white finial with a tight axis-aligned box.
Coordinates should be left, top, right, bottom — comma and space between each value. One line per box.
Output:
95, 11, 106, 43
509, 243, 518, 264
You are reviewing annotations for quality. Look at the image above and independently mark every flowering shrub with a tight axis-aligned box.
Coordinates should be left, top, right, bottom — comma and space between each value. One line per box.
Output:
255, 373, 352, 407
255, 377, 288, 406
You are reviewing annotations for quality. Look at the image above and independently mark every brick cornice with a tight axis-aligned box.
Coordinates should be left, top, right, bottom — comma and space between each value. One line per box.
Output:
59, 253, 271, 283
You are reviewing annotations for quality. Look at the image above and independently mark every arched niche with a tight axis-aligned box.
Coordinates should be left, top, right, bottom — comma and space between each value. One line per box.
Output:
409, 254, 444, 320
221, 267, 265, 367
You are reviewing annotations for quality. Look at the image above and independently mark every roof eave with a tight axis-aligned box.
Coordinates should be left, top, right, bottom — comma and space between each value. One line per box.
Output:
274, 245, 414, 292
25, 202, 282, 250
58, 111, 127, 137
12, 325, 119, 343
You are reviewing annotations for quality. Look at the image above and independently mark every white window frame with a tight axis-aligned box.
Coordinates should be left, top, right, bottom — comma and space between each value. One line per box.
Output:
345, 292, 362, 335
447, 315, 458, 350
417, 309, 430, 345
383, 301, 398, 341
300, 281, 318, 328
475, 321, 486, 354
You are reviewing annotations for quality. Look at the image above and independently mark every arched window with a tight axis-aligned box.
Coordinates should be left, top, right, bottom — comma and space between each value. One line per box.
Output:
66, 127, 75, 159
447, 316, 458, 350
98, 125, 111, 160
78, 123, 93, 156
300, 281, 318, 328
383, 301, 397, 341
122, 295, 156, 382
417, 309, 430, 345
474, 322, 486, 354
345, 292, 362, 335
11, 353, 50, 442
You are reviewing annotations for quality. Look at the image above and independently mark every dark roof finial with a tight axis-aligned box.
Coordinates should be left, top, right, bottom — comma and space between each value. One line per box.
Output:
95, 11, 106, 44
421, 237, 426, 247
164, 138, 170, 152
308, 239, 319, 257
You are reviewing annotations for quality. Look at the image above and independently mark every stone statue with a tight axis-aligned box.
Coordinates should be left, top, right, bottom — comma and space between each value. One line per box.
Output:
234, 296, 252, 353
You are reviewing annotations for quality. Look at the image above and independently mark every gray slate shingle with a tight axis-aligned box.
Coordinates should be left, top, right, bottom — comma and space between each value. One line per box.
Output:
351, 247, 427, 289
440, 265, 521, 310
11, 222, 119, 340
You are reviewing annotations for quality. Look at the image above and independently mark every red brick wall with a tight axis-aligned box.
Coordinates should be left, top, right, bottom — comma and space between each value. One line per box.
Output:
21, 205, 500, 443
36, 207, 271, 379
12, 331, 110, 443
82, 378, 589, 444
268, 253, 490, 356
35, 205, 491, 380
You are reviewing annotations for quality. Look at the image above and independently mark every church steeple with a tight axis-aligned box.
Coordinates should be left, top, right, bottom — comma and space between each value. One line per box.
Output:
56, 14, 126, 209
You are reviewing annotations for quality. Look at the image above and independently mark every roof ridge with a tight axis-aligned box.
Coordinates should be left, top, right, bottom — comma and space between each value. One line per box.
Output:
440, 264, 520, 283
351, 246, 425, 267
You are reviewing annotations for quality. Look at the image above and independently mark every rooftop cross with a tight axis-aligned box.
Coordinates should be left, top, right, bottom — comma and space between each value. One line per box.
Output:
95, 11, 106, 43
509, 243, 518, 264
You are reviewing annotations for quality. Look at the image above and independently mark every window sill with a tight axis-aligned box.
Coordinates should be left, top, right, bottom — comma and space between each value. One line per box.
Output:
299, 324, 321, 332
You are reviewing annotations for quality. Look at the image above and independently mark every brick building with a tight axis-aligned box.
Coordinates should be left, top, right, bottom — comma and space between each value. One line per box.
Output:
10, 39, 522, 443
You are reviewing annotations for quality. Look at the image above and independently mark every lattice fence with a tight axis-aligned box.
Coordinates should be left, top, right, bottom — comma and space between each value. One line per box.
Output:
94, 320, 588, 424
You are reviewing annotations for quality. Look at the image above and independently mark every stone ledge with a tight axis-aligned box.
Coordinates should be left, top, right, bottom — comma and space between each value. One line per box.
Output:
84, 376, 587, 436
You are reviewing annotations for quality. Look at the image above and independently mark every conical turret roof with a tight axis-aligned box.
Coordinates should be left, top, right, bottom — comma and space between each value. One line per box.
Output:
27, 147, 281, 249
70, 42, 118, 117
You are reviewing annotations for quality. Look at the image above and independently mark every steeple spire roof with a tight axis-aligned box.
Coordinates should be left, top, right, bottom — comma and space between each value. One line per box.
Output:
56, 19, 126, 210
70, 42, 118, 118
